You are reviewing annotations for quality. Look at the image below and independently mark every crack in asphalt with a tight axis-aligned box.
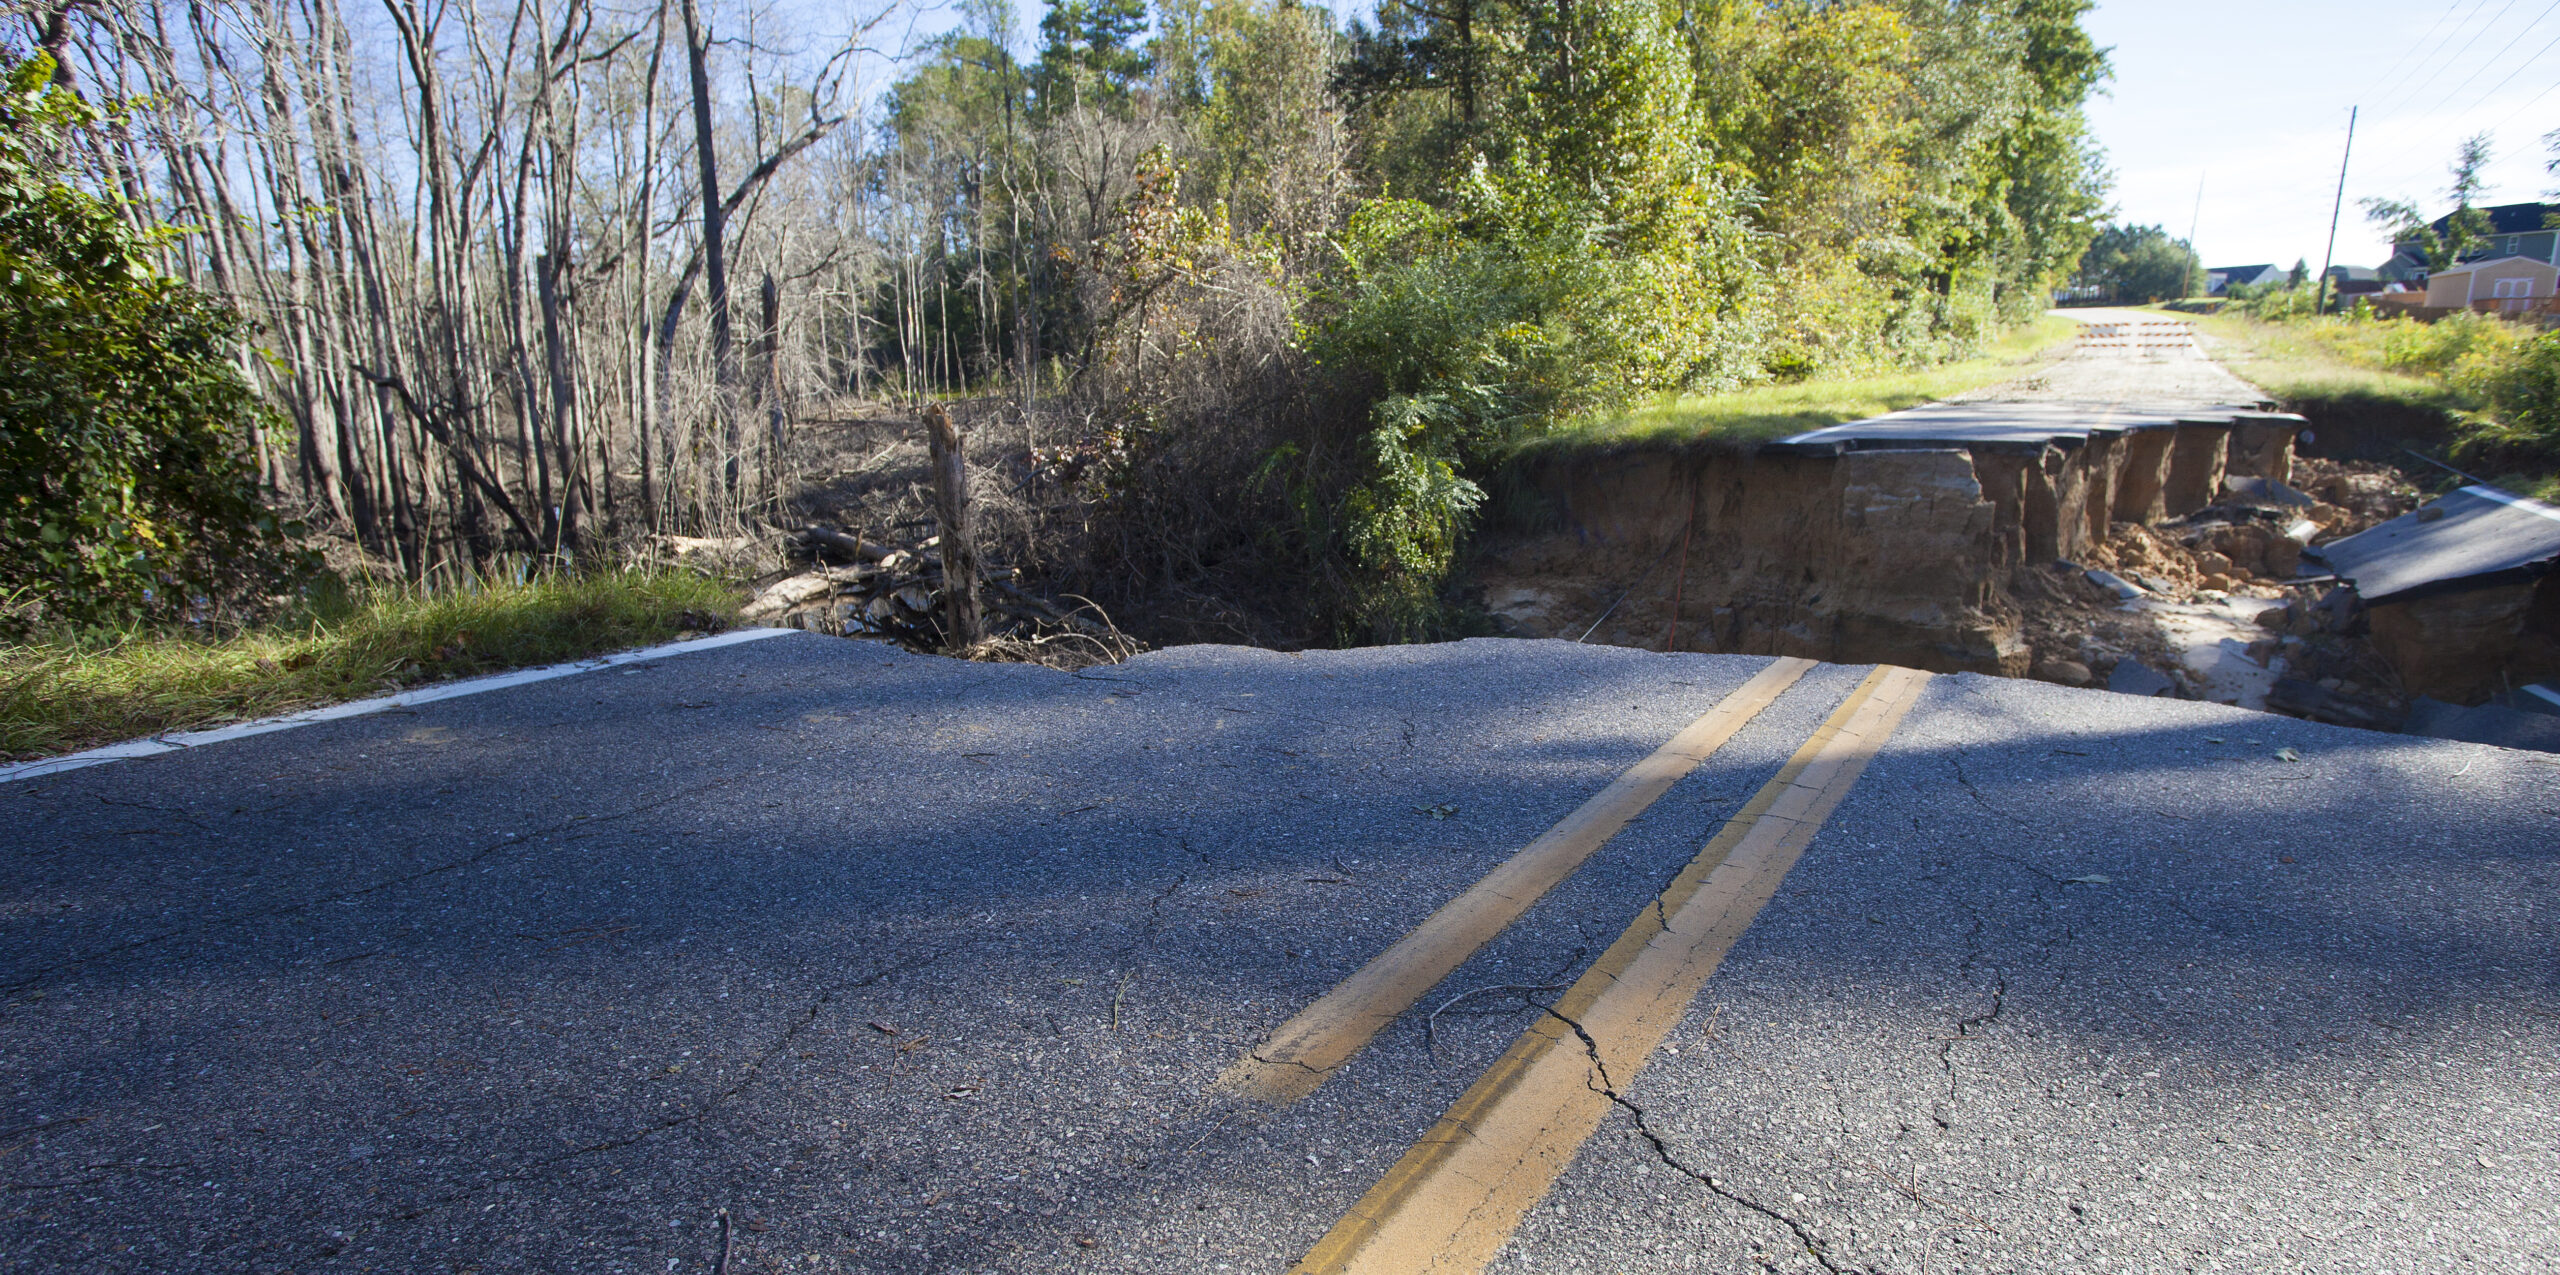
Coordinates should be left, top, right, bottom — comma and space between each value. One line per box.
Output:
1133, 872, 1188, 951
89, 793, 213, 830
1532, 999, 1861, 1275
1938, 968, 2012, 1093
1923, 898, 2005, 1130
373, 943, 959, 1237
1945, 753, 2026, 825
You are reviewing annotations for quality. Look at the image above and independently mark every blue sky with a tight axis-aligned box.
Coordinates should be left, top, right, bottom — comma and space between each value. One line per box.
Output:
2085, 0, 2558, 270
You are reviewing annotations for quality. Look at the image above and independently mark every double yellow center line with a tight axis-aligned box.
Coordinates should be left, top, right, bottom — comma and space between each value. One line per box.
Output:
1220, 656, 1817, 1104
1254, 663, 1935, 1275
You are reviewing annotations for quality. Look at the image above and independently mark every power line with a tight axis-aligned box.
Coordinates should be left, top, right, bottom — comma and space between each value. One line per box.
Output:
2353, 18, 2560, 197
2359, 1, 2477, 106
2481, 73, 2560, 137
2367, 0, 2554, 129
2423, 18, 2560, 122
2366, 0, 2498, 110
2400, 0, 2527, 112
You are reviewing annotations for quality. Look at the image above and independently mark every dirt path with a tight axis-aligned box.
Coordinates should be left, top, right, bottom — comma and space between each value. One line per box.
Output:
1952, 306, 2267, 407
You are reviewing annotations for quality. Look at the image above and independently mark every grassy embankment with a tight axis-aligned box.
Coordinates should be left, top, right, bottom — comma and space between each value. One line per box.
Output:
2173, 304, 2558, 500
0, 568, 741, 761
1527, 314, 2082, 453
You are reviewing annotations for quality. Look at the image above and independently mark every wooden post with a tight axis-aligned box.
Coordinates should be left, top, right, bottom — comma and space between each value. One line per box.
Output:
925, 404, 982, 650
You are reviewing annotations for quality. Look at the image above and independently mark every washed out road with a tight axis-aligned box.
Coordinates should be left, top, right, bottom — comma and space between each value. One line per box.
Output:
2, 634, 2554, 1273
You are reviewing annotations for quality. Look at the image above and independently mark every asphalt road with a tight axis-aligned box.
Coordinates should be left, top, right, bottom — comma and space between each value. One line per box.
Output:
1778, 309, 2269, 451
3, 633, 2553, 1273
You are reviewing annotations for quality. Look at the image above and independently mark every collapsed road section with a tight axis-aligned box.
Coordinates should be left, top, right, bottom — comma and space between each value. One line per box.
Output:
2301, 482, 2560, 749
1470, 310, 2558, 748
1474, 398, 2312, 678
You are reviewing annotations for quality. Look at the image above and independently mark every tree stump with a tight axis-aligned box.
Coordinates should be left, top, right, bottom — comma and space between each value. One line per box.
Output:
924, 403, 982, 650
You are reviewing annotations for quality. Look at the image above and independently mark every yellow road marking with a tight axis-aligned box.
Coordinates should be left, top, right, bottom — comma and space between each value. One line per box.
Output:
1292, 664, 1933, 1275
1221, 657, 1819, 1106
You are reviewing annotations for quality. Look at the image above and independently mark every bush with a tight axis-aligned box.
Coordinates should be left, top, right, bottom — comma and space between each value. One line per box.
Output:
2379, 309, 2520, 377
1303, 155, 1762, 638
0, 55, 306, 635
2223, 280, 2320, 322
2449, 329, 2560, 477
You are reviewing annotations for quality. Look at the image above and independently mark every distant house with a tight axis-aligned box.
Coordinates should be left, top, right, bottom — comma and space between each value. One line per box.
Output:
2422, 255, 2560, 311
2324, 264, 2384, 297
2454, 202, 2560, 263
2205, 264, 2284, 294
2376, 253, 2429, 284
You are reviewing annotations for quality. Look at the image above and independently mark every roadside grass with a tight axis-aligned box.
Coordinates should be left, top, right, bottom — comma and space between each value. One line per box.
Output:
1528, 315, 2081, 453
2174, 305, 2559, 499
0, 567, 742, 761
2180, 308, 2456, 414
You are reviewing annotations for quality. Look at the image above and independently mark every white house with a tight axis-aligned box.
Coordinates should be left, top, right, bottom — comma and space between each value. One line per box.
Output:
2205, 264, 2284, 295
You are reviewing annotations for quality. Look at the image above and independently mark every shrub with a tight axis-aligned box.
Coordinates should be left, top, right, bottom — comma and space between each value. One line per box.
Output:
0, 54, 306, 635
2378, 309, 2518, 377
2449, 329, 2560, 476
2223, 280, 2319, 322
1303, 157, 1762, 638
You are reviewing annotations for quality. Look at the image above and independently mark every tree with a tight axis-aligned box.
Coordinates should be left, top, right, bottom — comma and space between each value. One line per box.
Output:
1033, 0, 1151, 113
2365, 132, 2496, 269
2543, 126, 2557, 225
0, 55, 305, 631
2072, 223, 2199, 302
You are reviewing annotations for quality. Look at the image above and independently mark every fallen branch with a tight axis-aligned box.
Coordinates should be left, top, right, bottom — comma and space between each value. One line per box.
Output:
751, 524, 1142, 668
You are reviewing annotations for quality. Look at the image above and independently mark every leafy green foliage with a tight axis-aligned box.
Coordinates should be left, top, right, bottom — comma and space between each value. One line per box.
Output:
1034, 0, 1152, 112
871, 0, 2115, 646
2073, 223, 2200, 303
2197, 306, 2560, 497
0, 55, 305, 634
2224, 279, 2320, 322
2376, 309, 2516, 377
1302, 1, 1771, 636
2364, 133, 2497, 270
2449, 329, 2560, 479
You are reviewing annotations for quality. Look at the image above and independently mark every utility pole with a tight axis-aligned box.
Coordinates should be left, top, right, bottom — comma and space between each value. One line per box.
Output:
2186, 174, 2206, 297
2316, 106, 2359, 316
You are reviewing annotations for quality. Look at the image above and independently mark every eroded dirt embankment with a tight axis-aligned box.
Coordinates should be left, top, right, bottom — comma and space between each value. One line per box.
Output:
1479, 446, 2022, 671
1474, 416, 2303, 679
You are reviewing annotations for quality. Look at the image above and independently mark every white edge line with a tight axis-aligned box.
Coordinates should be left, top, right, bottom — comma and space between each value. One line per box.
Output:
0, 627, 798, 786
2460, 484, 2560, 526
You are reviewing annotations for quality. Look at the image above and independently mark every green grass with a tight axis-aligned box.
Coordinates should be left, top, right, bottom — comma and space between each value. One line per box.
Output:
2178, 308, 2457, 414
1532, 315, 2081, 452
2168, 304, 2560, 500
0, 567, 742, 761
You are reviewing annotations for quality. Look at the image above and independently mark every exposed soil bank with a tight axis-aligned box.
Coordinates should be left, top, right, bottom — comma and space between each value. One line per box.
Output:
2367, 577, 2560, 704
1471, 414, 2301, 677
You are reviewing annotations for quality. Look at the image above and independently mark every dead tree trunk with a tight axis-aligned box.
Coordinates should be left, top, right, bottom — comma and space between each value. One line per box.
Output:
759, 270, 785, 457
924, 403, 981, 650
679, 0, 742, 501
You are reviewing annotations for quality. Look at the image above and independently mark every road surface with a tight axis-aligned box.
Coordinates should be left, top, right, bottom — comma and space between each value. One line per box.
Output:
2, 633, 2553, 1273
1778, 308, 2272, 452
